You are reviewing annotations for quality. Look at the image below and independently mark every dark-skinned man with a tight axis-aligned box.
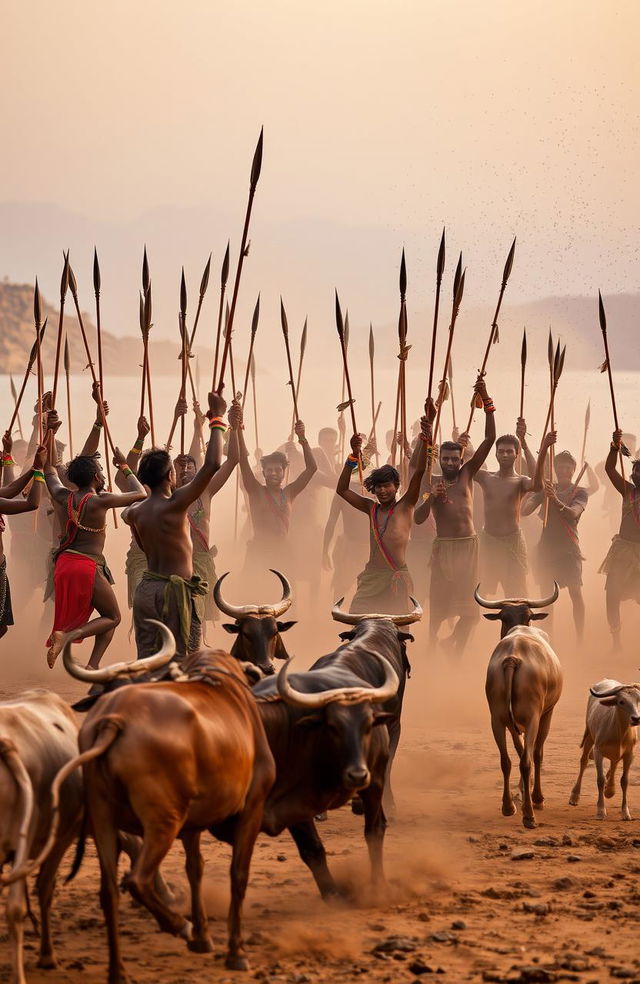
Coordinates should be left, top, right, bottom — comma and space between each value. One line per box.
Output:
337, 406, 432, 615
416, 375, 496, 656
473, 418, 536, 596
523, 430, 587, 642
123, 392, 240, 662
598, 429, 640, 649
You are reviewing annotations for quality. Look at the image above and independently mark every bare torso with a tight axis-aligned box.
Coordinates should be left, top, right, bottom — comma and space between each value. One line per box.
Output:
365, 499, 414, 569
476, 471, 529, 536
248, 486, 292, 541
431, 471, 476, 538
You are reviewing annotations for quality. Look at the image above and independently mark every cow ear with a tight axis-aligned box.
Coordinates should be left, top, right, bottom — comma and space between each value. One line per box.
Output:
339, 631, 356, 641
222, 623, 241, 634
295, 714, 323, 728
372, 711, 394, 726
531, 612, 549, 621
483, 613, 502, 621
398, 632, 414, 643
598, 696, 619, 706
276, 620, 297, 633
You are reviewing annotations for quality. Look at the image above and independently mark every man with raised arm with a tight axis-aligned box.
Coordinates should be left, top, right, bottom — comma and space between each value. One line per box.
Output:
124, 392, 240, 661
598, 429, 640, 649
337, 407, 432, 615
415, 375, 496, 655
44, 410, 146, 669
474, 418, 536, 596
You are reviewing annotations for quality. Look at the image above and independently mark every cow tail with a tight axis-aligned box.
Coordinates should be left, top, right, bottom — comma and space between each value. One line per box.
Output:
579, 726, 590, 749
0, 715, 124, 887
65, 810, 87, 884
503, 654, 522, 736
0, 737, 34, 881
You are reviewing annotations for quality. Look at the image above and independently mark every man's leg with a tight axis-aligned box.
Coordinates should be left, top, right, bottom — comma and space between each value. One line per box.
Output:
605, 587, 622, 650
86, 571, 122, 668
567, 584, 585, 643
452, 615, 478, 655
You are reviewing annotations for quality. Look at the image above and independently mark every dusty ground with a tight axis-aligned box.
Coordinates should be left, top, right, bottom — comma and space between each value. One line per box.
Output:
3, 595, 640, 984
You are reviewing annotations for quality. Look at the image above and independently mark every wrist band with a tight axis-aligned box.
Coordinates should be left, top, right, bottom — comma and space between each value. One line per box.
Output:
483, 400, 496, 414
129, 446, 142, 456
32, 469, 45, 482
134, 437, 144, 449
2, 455, 15, 466
346, 455, 359, 470
118, 463, 133, 476
93, 420, 103, 430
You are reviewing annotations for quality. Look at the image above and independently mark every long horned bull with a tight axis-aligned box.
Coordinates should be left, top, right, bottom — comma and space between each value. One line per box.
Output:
276, 653, 399, 708
62, 620, 175, 682
473, 582, 560, 610
214, 568, 292, 619
330, 596, 423, 627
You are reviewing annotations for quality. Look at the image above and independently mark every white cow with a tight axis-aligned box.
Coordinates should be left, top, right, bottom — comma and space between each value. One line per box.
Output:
0, 690, 82, 984
569, 679, 640, 821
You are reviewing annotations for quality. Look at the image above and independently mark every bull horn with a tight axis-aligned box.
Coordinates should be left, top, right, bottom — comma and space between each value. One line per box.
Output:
62, 620, 175, 683
331, 596, 423, 626
473, 585, 503, 609
590, 683, 625, 699
276, 653, 399, 708
525, 582, 560, 609
213, 569, 292, 619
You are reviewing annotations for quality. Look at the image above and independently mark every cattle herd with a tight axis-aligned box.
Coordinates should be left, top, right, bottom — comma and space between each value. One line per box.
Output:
1, 571, 639, 984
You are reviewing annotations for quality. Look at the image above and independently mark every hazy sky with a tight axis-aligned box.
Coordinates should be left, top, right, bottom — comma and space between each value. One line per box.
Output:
2, 0, 639, 332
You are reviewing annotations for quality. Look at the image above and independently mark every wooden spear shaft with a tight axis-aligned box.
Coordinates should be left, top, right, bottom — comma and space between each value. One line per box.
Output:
427, 228, 446, 402
64, 337, 73, 457
212, 241, 230, 391
335, 292, 363, 486
34, 281, 43, 445
250, 353, 259, 451
51, 252, 70, 408
9, 375, 24, 439
289, 318, 307, 442
599, 291, 626, 480
68, 269, 114, 452
580, 401, 590, 468
93, 250, 116, 525
242, 296, 261, 410
369, 324, 379, 465
280, 300, 300, 423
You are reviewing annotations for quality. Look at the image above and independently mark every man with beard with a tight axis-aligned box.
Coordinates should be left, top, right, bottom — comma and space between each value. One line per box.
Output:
598, 429, 640, 648
522, 431, 588, 641
415, 376, 496, 655
473, 420, 536, 596
43, 412, 146, 669
337, 408, 432, 615
124, 392, 239, 662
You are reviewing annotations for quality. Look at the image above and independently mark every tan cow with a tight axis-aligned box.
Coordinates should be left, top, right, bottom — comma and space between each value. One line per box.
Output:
569, 679, 640, 820
476, 583, 562, 829
0, 691, 82, 984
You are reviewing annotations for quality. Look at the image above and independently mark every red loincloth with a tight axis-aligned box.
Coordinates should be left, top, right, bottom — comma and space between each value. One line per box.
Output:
46, 551, 97, 646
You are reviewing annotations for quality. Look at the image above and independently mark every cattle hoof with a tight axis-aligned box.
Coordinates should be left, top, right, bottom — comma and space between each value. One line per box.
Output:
178, 920, 193, 942
568, 796, 579, 806
37, 954, 57, 969
532, 799, 544, 808
596, 811, 607, 820
622, 812, 633, 821
225, 953, 250, 971
522, 816, 536, 829
188, 936, 214, 953
502, 802, 516, 816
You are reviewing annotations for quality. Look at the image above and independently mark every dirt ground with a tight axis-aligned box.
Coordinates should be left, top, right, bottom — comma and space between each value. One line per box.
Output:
3, 588, 640, 984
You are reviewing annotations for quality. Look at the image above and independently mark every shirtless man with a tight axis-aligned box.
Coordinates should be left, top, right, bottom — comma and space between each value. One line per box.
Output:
124, 392, 240, 661
474, 420, 535, 596
323, 487, 370, 602
0, 433, 47, 638
337, 409, 431, 615
598, 429, 640, 648
523, 432, 587, 641
238, 421, 317, 578
415, 376, 496, 655
44, 411, 146, 668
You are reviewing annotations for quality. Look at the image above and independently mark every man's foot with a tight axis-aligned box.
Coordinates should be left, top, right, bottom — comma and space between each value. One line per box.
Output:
46, 631, 64, 669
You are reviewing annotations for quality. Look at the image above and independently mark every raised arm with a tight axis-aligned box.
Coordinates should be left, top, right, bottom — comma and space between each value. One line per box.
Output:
98, 448, 146, 507
286, 421, 318, 501
337, 433, 371, 514
205, 402, 242, 498
402, 414, 432, 507
460, 376, 496, 478
533, 431, 556, 493
80, 383, 109, 456
237, 424, 262, 495
0, 445, 47, 515
188, 401, 206, 469
605, 430, 630, 497
171, 391, 227, 508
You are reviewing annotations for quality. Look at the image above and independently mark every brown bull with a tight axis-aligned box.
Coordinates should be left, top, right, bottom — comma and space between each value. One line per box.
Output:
32, 622, 274, 982
214, 569, 295, 677
478, 583, 562, 829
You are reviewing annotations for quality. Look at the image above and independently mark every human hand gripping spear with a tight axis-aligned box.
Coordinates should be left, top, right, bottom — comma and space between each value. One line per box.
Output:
464, 237, 516, 434
216, 128, 263, 392
335, 291, 364, 487
598, 291, 629, 481
288, 317, 308, 442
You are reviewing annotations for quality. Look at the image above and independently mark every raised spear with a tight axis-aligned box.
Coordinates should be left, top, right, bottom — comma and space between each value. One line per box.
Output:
180, 270, 188, 454
217, 128, 263, 392
212, 241, 230, 390
598, 290, 628, 477
92, 249, 115, 516
67, 263, 114, 451
64, 336, 73, 458
51, 251, 70, 408
338, 312, 349, 461
9, 321, 47, 436
9, 375, 23, 439
241, 295, 261, 410
188, 253, 212, 356
427, 227, 446, 402
464, 237, 516, 433
369, 323, 379, 465
224, 301, 238, 399
542, 342, 566, 526
250, 352, 259, 452
288, 317, 308, 441
448, 358, 457, 434
518, 328, 527, 474
580, 400, 591, 468
392, 249, 409, 473
280, 299, 300, 424
547, 330, 555, 488
34, 280, 43, 444
335, 290, 363, 485
141, 251, 156, 445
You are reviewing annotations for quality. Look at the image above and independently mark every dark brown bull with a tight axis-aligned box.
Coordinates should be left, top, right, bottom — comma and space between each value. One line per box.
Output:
477, 583, 562, 829
214, 569, 295, 677
35, 622, 274, 981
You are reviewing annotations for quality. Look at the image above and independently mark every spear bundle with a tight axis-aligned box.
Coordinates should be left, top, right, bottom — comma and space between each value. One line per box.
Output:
139, 247, 156, 443
392, 250, 409, 485
335, 291, 363, 485
165, 270, 189, 453
540, 341, 566, 527
241, 295, 261, 411
216, 129, 264, 393
8, 320, 47, 440
427, 228, 446, 404
598, 291, 629, 477
280, 299, 300, 427
464, 237, 516, 434
51, 251, 70, 409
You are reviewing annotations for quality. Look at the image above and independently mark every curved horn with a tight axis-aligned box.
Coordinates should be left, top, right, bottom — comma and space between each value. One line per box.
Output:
62, 620, 175, 683
590, 683, 625, 699
276, 654, 399, 708
331, 596, 423, 626
474, 585, 503, 609
524, 582, 560, 609
213, 569, 292, 619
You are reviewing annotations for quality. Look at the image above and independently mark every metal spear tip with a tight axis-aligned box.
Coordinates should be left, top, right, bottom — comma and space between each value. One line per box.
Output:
142, 246, 150, 294
335, 290, 344, 336
251, 293, 260, 335
437, 226, 446, 281
221, 240, 230, 287
64, 336, 71, 373
369, 323, 375, 360
250, 126, 264, 188
453, 268, 466, 315
598, 290, 607, 333
547, 328, 554, 367
553, 340, 561, 382
344, 310, 350, 348
93, 247, 101, 294
200, 253, 212, 297
453, 252, 463, 301
68, 263, 78, 296
34, 279, 41, 327
521, 328, 527, 366
180, 268, 187, 319
60, 251, 70, 298
300, 317, 308, 353
558, 344, 567, 379
503, 237, 516, 285
144, 284, 152, 332
280, 297, 289, 336
139, 291, 144, 332
399, 248, 407, 297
